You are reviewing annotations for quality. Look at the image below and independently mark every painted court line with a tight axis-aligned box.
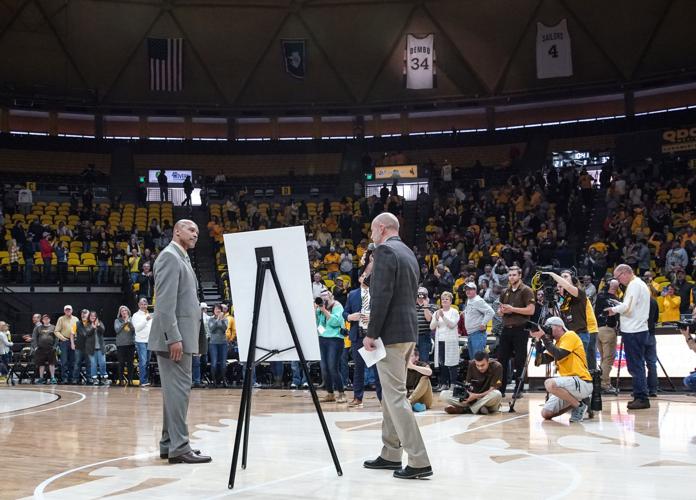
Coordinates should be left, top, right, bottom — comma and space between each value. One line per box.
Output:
33, 411, 530, 499
0, 389, 86, 419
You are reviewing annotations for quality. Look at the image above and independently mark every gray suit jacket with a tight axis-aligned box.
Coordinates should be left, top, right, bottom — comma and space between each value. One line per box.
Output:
148, 242, 201, 354
368, 236, 419, 346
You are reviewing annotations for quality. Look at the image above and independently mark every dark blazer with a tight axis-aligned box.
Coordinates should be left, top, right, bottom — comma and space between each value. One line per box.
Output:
343, 288, 362, 342
368, 236, 419, 346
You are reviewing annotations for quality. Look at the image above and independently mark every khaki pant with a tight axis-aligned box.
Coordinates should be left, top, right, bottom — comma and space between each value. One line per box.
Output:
597, 326, 617, 388
408, 376, 433, 409
376, 342, 430, 468
441, 389, 502, 414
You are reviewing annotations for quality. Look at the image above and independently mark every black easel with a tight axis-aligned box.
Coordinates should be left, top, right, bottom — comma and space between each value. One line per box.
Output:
228, 246, 343, 489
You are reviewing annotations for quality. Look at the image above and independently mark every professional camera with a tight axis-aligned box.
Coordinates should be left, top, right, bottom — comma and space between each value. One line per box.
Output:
452, 383, 473, 402
528, 321, 553, 366
677, 320, 696, 334
526, 320, 552, 337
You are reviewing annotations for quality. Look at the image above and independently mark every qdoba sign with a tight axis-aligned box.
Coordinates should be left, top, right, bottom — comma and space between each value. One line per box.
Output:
661, 127, 696, 153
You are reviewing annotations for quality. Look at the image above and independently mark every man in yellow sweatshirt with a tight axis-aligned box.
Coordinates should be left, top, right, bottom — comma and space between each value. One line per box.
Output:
54, 305, 79, 383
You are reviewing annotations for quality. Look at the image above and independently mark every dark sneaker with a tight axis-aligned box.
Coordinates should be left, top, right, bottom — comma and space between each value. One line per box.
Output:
627, 399, 650, 410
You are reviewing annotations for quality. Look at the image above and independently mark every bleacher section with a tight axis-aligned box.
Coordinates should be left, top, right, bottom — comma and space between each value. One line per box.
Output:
0, 149, 111, 175
377, 143, 526, 169
2, 202, 173, 284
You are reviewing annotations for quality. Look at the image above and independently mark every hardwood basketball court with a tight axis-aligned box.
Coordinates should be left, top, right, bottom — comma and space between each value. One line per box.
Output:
2, 386, 695, 499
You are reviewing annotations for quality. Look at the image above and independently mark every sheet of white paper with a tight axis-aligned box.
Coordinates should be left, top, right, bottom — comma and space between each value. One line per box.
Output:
317, 325, 325, 335
358, 338, 386, 368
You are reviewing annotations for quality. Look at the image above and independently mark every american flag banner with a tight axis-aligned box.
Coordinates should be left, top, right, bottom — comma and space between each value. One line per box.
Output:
148, 38, 183, 92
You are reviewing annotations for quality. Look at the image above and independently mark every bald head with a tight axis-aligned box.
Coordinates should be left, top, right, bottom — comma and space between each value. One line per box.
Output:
613, 264, 634, 286
608, 279, 619, 293
371, 212, 399, 246
173, 219, 199, 250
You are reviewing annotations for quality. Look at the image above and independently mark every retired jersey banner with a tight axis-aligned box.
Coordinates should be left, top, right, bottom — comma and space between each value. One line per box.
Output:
536, 19, 573, 79
282, 39, 306, 79
404, 34, 436, 89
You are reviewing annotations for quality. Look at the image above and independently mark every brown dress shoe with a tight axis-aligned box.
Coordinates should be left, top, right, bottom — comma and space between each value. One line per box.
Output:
445, 405, 466, 415
168, 451, 212, 464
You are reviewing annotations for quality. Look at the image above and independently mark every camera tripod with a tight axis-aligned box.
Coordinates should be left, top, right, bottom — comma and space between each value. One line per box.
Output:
508, 339, 536, 413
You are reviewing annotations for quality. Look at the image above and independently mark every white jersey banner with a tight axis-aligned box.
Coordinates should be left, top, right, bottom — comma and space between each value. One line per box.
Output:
405, 34, 436, 89
536, 19, 573, 79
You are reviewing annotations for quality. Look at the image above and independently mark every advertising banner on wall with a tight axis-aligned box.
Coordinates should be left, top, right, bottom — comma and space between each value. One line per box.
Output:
148, 169, 192, 184
661, 126, 696, 153
375, 165, 418, 179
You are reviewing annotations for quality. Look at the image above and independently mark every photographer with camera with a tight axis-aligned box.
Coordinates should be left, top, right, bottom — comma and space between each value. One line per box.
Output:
531, 317, 593, 422
679, 324, 696, 394
594, 279, 620, 393
498, 266, 536, 397
606, 264, 652, 410
441, 351, 503, 415
542, 271, 590, 356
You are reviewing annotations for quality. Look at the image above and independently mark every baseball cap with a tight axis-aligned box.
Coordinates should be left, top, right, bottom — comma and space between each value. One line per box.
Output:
200, 302, 208, 309
544, 316, 567, 331
417, 287, 429, 295
64, 305, 72, 311
464, 282, 477, 290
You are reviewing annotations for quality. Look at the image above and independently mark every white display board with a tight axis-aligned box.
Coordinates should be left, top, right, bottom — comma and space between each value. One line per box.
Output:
224, 226, 320, 362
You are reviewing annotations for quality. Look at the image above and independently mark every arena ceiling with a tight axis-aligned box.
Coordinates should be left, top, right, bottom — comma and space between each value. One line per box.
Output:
1, 0, 695, 114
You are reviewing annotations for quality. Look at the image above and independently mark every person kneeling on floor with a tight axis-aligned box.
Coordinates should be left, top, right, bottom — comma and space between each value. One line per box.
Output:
531, 316, 593, 423
407, 349, 433, 412
441, 351, 503, 415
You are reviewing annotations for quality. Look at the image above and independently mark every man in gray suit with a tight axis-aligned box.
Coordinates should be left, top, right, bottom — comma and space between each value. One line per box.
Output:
149, 219, 211, 464
363, 212, 432, 479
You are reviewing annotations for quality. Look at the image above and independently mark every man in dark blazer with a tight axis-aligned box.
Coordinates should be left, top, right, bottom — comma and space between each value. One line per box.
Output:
362, 212, 432, 479
343, 274, 381, 408
149, 219, 211, 464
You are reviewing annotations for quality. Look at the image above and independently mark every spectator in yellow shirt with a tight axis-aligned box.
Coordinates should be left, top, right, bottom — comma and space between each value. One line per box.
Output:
659, 285, 681, 323
323, 246, 341, 280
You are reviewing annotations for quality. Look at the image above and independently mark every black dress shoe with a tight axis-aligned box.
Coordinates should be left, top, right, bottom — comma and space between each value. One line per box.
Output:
363, 457, 402, 470
627, 398, 650, 410
161, 449, 202, 459
394, 465, 433, 479
168, 451, 212, 464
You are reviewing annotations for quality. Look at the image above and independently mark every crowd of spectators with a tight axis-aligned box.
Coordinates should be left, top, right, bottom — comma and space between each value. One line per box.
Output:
0, 192, 173, 305
585, 158, 696, 320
